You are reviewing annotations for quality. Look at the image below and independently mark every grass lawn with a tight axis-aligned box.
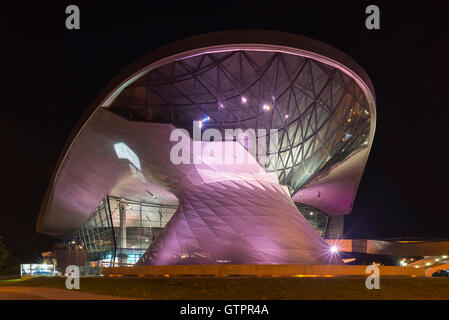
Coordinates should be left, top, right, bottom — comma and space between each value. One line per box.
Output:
1, 276, 449, 299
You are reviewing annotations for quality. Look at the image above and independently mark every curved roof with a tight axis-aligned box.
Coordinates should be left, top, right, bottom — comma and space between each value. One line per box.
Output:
37, 30, 376, 234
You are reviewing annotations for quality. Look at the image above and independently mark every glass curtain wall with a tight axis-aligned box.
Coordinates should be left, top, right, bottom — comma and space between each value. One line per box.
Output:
108, 196, 177, 266
63, 196, 177, 267
62, 198, 115, 266
295, 203, 329, 237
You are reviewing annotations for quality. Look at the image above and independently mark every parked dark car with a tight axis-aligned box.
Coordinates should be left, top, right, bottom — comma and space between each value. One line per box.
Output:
432, 270, 449, 277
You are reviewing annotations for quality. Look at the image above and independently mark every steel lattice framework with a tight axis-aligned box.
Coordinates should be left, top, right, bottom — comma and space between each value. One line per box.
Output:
111, 51, 371, 194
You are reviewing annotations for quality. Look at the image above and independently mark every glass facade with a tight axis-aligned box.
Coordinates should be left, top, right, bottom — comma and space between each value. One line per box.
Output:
295, 203, 329, 237
62, 196, 177, 267
110, 50, 372, 195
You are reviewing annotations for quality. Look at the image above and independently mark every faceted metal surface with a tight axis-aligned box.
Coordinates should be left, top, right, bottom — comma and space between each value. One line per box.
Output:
139, 179, 341, 265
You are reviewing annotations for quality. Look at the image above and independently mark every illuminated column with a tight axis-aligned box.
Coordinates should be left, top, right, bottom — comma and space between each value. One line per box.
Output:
119, 200, 127, 264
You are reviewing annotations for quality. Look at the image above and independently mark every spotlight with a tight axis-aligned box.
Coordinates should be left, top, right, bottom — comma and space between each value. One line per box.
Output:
241, 96, 247, 104
285, 114, 289, 119
263, 104, 271, 111
330, 245, 338, 254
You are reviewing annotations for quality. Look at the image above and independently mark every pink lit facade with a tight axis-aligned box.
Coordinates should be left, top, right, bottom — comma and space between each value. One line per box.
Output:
37, 31, 376, 266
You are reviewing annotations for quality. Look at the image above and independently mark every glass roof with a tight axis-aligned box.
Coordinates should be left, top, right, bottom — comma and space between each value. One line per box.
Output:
110, 50, 371, 194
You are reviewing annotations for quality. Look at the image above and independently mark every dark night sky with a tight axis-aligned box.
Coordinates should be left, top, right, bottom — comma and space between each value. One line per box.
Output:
2, 2, 449, 256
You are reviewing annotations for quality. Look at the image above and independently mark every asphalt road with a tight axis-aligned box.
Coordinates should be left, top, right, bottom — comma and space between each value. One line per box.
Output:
0, 286, 127, 300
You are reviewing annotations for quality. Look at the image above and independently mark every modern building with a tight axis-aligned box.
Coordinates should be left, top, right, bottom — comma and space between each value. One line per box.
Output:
37, 31, 376, 267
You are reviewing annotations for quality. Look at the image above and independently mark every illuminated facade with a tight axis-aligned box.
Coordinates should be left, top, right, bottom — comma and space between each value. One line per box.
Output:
37, 31, 376, 266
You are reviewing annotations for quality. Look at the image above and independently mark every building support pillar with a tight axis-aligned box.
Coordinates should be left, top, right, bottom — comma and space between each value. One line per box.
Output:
118, 200, 128, 265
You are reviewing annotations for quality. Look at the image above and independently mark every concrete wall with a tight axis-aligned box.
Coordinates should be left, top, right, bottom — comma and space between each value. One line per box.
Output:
366, 241, 449, 256
325, 239, 449, 256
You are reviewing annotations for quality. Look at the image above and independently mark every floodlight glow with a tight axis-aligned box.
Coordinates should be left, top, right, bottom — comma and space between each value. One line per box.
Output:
443, 256, 448, 259
330, 245, 338, 253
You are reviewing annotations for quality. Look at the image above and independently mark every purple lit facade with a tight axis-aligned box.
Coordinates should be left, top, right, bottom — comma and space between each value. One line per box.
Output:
37, 31, 376, 266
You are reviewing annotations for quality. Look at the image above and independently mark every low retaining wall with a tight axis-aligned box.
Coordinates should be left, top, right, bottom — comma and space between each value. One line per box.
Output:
101, 264, 425, 278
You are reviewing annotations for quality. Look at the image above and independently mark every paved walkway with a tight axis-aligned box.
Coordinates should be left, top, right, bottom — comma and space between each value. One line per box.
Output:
0, 286, 130, 300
